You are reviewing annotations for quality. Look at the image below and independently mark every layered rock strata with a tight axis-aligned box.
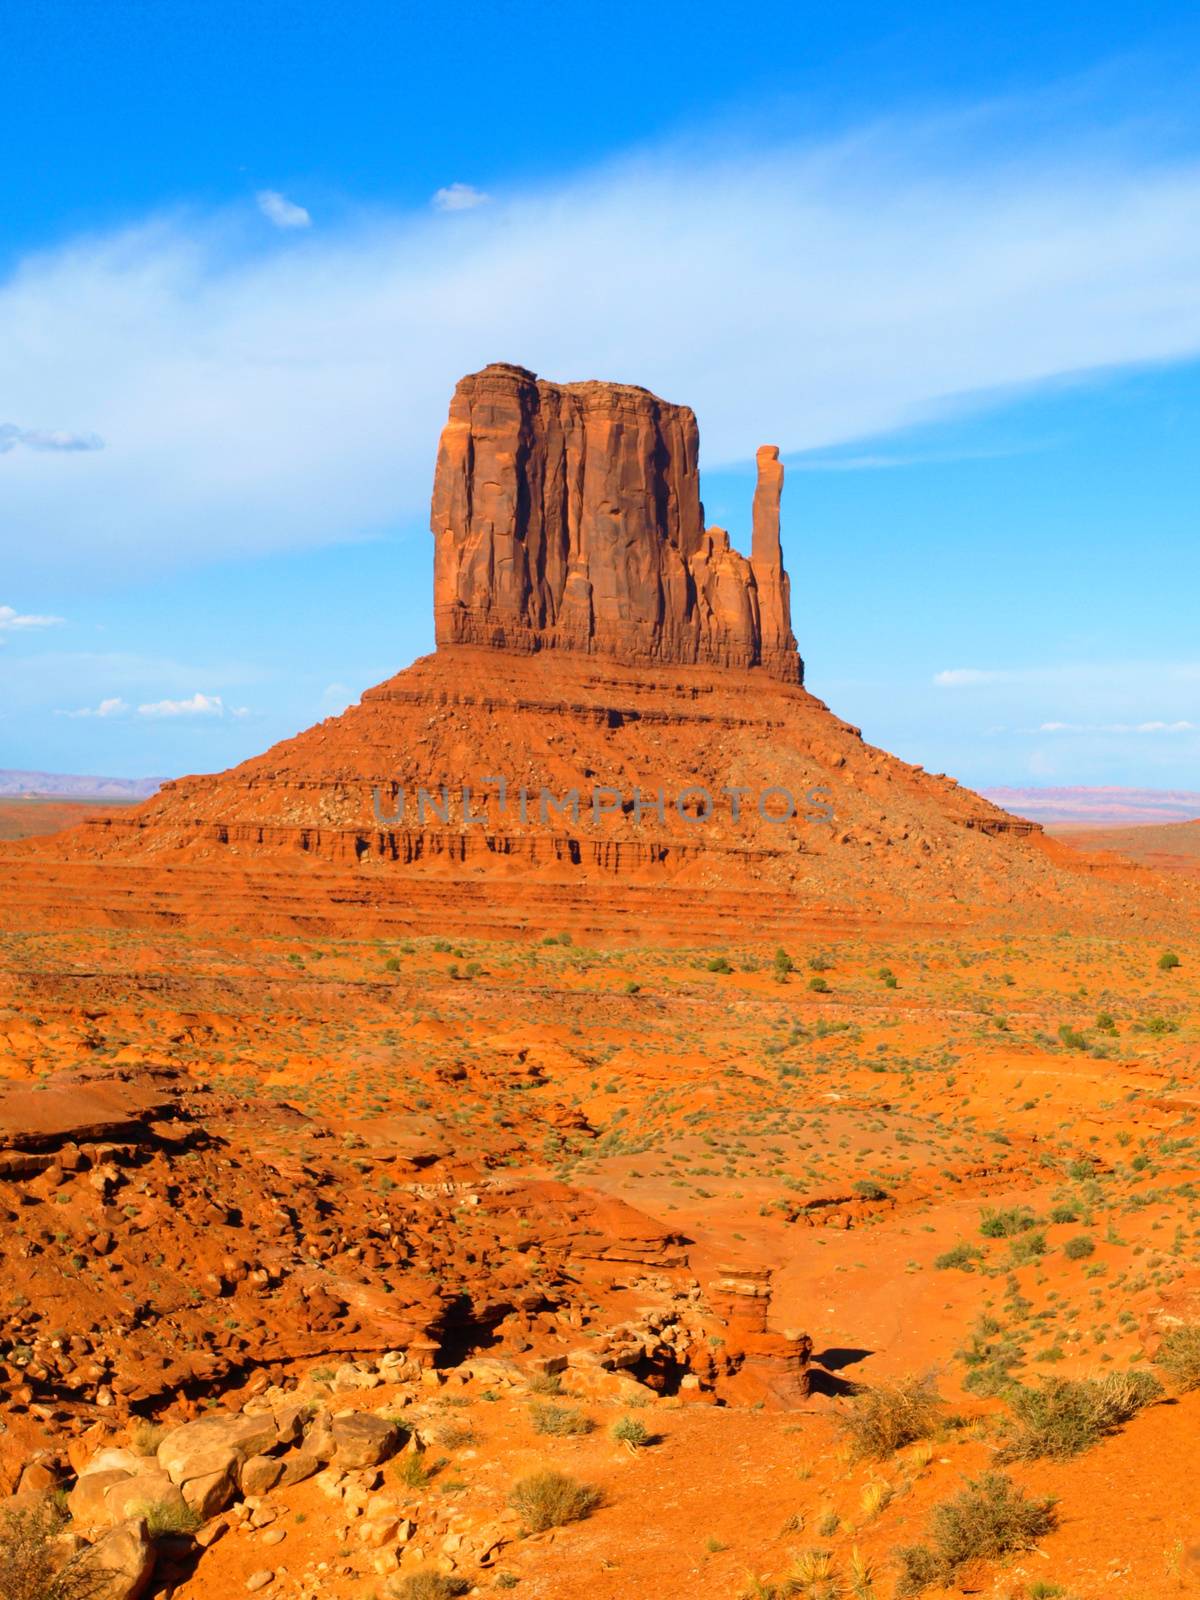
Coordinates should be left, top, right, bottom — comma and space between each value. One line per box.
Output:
431, 363, 803, 680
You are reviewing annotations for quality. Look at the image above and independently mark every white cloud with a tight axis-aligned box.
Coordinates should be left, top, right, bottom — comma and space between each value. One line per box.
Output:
137, 691, 226, 718
934, 668, 1011, 687
1037, 718, 1197, 734
57, 696, 129, 719
6, 103, 1200, 576
0, 604, 64, 631
0, 424, 104, 454
432, 182, 490, 213
256, 190, 312, 229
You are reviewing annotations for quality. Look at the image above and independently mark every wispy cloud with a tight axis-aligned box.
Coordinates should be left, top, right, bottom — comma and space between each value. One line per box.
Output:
256, 190, 312, 229
431, 182, 489, 212
0, 604, 64, 632
57, 696, 129, 719
0, 425, 103, 454
6, 101, 1200, 575
1037, 719, 1196, 734
137, 691, 227, 718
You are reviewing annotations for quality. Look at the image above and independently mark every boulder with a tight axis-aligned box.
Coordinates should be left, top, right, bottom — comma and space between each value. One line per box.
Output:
157, 1413, 280, 1517
330, 1413, 401, 1470
76, 1517, 155, 1600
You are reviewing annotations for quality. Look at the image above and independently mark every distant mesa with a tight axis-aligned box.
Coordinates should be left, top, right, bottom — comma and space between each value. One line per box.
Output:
432, 363, 801, 680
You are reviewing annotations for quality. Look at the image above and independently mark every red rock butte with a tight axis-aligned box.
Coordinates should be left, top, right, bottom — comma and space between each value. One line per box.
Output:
432, 363, 801, 680
0, 364, 1181, 941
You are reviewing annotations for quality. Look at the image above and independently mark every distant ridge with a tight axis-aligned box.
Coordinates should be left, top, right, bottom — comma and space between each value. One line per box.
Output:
0, 770, 163, 800
984, 786, 1200, 826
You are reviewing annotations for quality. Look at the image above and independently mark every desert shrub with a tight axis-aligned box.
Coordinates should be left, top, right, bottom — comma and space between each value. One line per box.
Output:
979, 1206, 1036, 1238
1058, 1024, 1088, 1052
1159, 951, 1181, 970
1062, 1235, 1095, 1261
773, 948, 795, 979
934, 1241, 983, 1271
808, 952, 832, 972
997, 1371, 1162, 1461
385, 956, 401, 971
707, 956, 733, 974
808, 976, 830, 994
137, 1498, 202, 1538
839, 1373, 944, 1459
527, 1370, 564, 1396
509, 1469, 600, 1532
390, 1575, 469, 1600
1153, 1324, 1200, 1392
394, 1449, 446, 1489
611, 1415, 650, 1447
1008, 1229, 1047, 1265
894, 1472, 1056, 1595
0, 1498, 104, 1600
1048, 1203, 1078, 1224
853, 1179, 888, 1201
528, 1401, 594, 1436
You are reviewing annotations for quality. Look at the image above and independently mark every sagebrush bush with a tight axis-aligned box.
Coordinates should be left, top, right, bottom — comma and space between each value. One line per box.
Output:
528, 1401, 594, 1436
895, 1472, 1056, 1595
997, 1370, 1162, 1461
509, 1469, 600, 1532
1154, 1324, 1200, 1392
612, 1415, 649, 1447
839, 1373, 944, 1459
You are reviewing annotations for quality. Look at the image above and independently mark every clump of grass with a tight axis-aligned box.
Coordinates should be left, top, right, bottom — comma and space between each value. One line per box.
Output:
839, 1373, 944, 1460
1153, 1324, 1200, 1392
528, 1401, 594, 1436
390, 1575, 469, 1600
136, 1498, 202, 1539
612, 1415, 650, 1447
1062, 1234, 1095, 1261
509, 1469, 600, 1532
394, 1448, 447, 1489
527, 1370, 564, 1396
895, 1472, 1056, 1596
997, 1370, 1162, 1461
808, 976, 831, 994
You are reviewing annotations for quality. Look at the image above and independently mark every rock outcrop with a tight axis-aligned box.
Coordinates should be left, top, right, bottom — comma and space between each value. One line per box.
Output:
431, 363, 802, 681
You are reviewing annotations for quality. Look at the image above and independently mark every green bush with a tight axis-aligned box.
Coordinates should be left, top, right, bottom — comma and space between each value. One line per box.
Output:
611, 1415, 650, 1447
1158, 951, 1181, 971
934, 1241, 983, 1271
895, 1472, 1056, 1595
808, 976, 830, 994
707, 956, 733, 974
979, 1206, 1036, 1238
1062, 1235, 1095, 1261
1153, 1324, 1200, 1392
997, 1370, 1162, 1461
509, 1470, 600, 1532
839, 1373, 944, 1460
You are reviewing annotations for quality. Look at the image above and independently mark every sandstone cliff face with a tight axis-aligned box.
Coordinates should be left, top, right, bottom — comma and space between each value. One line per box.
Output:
431, 363, 803, 681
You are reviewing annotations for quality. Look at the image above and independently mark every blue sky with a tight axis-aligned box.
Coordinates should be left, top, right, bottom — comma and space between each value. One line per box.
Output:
2, 0, 1200, 787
